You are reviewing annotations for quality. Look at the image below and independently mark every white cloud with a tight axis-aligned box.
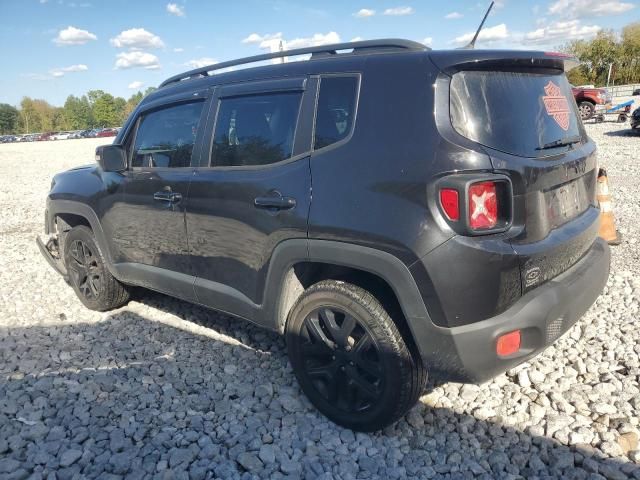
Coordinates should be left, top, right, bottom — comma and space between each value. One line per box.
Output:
453, 23, 509, 45
242, 32, 282, 44
423, 37, 433, 46
445, 12, 463, 19
383, 6, 414, 16
185, 57, 217, 69
110, 28, 165, 49
283, 32, 341, 49
354, 8, 375, 18
128, 81, 144, 89
548, 0, 634, 18
166, 3, 185, 16
53, 26, 97, 45
173, 47, 184, 52
523, 19, 601, 45
50, 64, 88, 77
115, 51, 161, 70
351, 36, 364, 42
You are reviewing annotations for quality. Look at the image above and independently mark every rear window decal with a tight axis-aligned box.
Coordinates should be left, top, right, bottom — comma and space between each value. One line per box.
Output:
542, 81, 570, 131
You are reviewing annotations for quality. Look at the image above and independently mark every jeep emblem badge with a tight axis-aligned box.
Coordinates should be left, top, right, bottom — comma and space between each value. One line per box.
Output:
542, 81, 570, 131
525, 267, 541, 287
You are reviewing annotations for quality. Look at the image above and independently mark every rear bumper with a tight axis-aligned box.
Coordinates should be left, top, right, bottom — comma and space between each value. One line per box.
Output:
420, 237, 610, 383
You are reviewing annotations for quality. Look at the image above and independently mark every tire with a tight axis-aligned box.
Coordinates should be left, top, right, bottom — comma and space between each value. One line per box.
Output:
578, 101, 595, 120
286, 280, 427, 431
63, 226, 130, 311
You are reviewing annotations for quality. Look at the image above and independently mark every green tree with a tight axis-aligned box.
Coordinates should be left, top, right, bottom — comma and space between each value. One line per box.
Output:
563, 25, 640, 86
0, 104, 19, 134
63, 95, 93, 130
92, 93, 119, 127
19, 97, 38, 133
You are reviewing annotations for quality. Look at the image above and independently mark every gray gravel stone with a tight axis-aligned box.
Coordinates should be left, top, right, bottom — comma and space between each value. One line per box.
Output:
0, 122, 639, 478
236, 452, 263, 473
58, 450, 82, 468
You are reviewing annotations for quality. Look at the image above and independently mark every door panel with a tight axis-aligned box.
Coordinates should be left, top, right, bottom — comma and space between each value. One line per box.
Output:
188, 159, 311, 308
186, 79, 314, 317
118, 169, 193, 272
113, 96, 208, 299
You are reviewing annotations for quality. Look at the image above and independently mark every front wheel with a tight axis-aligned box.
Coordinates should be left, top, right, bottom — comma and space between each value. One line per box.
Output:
578, 101, 595, 120
286, 280, 427, 431
63, 226, 130, 311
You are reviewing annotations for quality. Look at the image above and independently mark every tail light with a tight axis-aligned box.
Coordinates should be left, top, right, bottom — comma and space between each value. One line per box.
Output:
437, 175, 511, 235
439, 188, 459, 221
468, 181, 498, 230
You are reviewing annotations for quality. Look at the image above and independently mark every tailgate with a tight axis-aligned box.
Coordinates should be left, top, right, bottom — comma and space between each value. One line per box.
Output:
440, 54, 599, 291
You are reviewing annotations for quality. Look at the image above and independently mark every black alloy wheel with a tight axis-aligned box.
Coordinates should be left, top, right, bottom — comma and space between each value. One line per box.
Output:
299, 306, 384, 413
68, 239, 102, 300
286, 280, 427, 431
63, 226, 130, 311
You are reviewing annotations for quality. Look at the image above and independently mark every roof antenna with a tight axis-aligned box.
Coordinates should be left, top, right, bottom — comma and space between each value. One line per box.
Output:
462, 1, 495, 49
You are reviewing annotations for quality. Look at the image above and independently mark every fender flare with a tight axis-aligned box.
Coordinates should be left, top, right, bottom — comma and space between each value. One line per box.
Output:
262, 239, 435, 353
47, 199, 118, 277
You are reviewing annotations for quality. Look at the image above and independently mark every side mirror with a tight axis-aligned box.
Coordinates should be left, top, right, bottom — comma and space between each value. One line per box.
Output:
96, 145, 127, 172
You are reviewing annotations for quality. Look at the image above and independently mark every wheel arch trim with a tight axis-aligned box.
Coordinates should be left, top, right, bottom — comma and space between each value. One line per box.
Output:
47, 199, 118, 277
263, 239, 435, 348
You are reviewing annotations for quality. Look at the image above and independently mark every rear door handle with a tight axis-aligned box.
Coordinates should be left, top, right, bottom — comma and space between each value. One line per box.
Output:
153, 191, 182, 203
254, 195, 296, 210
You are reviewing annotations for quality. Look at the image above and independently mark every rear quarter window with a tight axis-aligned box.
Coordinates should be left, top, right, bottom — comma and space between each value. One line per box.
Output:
450, 70, 585, 158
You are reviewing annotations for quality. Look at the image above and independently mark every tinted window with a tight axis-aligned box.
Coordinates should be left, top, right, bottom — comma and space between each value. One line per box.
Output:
314, 76, 358, 150
132, 101, 203, 168
450, 71, 584, 157
212, 92, 302, 167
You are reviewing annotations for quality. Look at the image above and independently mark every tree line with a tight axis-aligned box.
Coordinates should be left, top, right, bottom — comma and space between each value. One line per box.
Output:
564, 22, 640, 87
0, 87, 156, 135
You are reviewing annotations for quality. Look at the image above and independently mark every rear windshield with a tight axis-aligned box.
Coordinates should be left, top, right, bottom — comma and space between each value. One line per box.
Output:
450, 70, 584, 157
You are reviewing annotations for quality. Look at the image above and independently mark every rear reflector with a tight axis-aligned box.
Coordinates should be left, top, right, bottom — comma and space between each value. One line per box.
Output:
439, 188, 459, 221
469, 181, 498, 230
496, 330, 521, 356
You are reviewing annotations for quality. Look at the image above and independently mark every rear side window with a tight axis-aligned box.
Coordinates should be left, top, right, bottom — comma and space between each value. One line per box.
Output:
211, 92, 302, 167
132, 101, 204, 168
450, 71, 584, 157
314, 76, 358, 150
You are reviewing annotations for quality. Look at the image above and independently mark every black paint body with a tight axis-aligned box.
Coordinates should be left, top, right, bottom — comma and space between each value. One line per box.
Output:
42, 47, 610, 383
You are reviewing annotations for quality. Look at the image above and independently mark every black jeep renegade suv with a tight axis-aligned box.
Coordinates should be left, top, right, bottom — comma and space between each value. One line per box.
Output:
38, 39, 610, 431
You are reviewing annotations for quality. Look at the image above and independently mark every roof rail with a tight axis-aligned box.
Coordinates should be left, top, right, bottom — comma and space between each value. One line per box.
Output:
159, 38, 428, 88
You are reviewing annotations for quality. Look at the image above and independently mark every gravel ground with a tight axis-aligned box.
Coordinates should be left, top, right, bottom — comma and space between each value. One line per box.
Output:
0, 121, 639, 480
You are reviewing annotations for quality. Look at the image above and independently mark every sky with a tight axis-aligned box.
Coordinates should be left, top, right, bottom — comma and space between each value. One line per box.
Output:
0, 0, 637, 106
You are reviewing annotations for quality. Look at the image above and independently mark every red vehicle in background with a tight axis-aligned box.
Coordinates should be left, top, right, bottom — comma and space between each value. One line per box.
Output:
96, 128, 118, 138
571, 85, 612, 120
38, 132, 57, 141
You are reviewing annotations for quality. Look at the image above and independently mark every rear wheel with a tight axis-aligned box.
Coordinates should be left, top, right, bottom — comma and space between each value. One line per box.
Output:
286, 280, 427, 431
63, 226, 130, 311
578, 101, 595, 120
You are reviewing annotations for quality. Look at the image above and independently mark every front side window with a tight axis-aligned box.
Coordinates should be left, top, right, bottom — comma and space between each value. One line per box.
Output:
314, 76, 359, 150
211, 92, 302, 167
132, 101, 204, 168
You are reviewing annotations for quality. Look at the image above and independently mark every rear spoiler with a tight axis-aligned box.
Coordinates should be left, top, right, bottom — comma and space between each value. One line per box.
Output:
429, 50, 579, 75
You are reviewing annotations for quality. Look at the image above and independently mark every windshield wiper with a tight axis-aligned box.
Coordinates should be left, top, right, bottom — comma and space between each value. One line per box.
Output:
536, 135, 582, 150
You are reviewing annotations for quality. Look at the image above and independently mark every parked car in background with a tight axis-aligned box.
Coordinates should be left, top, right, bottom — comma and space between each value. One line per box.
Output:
631, 106, 640, 130
96, 128, 118, 137
38, 132, 57, 141
632, 88, 640, 96
51, 131, 73, 140
571, 85, 612, 120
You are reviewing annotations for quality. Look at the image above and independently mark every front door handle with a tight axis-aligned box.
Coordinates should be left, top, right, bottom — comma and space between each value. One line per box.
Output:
154, 191, 182, 203
254, 194, 296, 210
